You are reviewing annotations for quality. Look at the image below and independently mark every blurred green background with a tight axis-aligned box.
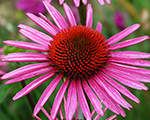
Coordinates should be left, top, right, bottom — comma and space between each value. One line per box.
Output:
0, 0, 150, 120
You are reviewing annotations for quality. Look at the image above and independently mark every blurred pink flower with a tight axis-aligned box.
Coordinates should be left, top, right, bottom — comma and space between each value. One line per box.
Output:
2, 1, 150, 119
0, 47, 6, 76
15, 0, 46, 15
114, 11, 126, 31
49, 0, 111, 7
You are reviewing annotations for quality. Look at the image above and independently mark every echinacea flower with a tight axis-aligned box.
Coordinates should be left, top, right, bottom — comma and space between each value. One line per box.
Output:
15, 0, 46, 15
1, 1, 150, 120
114, 11, 126, 31
0, 47, 6, 76
48, 0, 111, 7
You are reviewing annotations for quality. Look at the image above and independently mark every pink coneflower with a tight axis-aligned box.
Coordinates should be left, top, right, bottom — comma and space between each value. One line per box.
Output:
48, 0, 111, 7
1, 1, 150, 119
0, 47, 6, 76
114, 11, 126, 31
15, 0, 46, 15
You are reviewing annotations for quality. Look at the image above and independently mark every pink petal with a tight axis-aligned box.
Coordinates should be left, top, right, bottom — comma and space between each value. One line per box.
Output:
106, 24, 141, 45
109, 36, 149, 50
38, 13, 60, 32
66, 79, 77, 120
105, 0, 111, 4
106, 115, 117, 120
59, 0, 65, 4
0, 70, 6, 75
109, 57, 150, 67
86, 4, 93, 28
18, 24, 52, 44
19, 29, 49, 48
46, 0, 52, 3
97, 0, 105, 5
33, 74, 63, 115
102, 69, 148, 90
106, 63, 150, 83
1, 53, 49, 62
88, 78, 126, 117
96, 22, 102, 33
82, 79, 104, 116
0, 62, 6, 66
109, 62, 150, 74
43, 1, 68, 30
63, 3, 77, 26
1, 62, 50, 79
5, 67, 54, 84
101, 72, 140, 103
94, 74, 132, 109
26, 13, 57, 36
51, 78, 70, 119
3, 40, 47, 52
13, 72, 55, 100
110, 51, 150, 59
82, 0, 87, 5
76, 79, 92, 119
73, 0, 80, 7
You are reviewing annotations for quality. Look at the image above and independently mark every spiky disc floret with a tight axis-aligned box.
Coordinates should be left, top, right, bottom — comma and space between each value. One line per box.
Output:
49, 25, 110, 78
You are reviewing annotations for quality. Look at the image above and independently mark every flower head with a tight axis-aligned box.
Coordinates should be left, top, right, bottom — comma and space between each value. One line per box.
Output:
15, 0, 46, 15
49, 0, 111, 7
2, 1, 150, 120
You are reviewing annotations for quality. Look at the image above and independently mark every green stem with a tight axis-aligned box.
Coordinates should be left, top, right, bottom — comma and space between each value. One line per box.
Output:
21, 81, 35, 111
78, 1, 87, 26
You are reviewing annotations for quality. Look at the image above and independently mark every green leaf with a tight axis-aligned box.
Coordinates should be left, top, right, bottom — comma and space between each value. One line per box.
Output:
0, 84, 12, 104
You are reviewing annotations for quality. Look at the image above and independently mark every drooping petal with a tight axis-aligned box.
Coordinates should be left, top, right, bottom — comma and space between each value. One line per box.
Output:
63, 3, 77, 26
109, 36, 149, 50
1, 53, 49, 62
66, 79, 77, 120
96, 22, 102, 33
5, 67, 54, 84
1, 62, 50, 79
109, 57, 150, 67
82, 79, 104, 116
86, 4, 93, 28
13, 72, 55, 100
43, 1, 68, 30
94, 74, 132, 109
88, 78, 126, 117
101, 72, 140, 103
110, 51, 150, 59
33, 74, 63, 115
26, 13, 57, 36
76, 79, 92, 119
51, 78, 70, 119
102, 69, 148, 90
3, 41, 47, 52
106, 24, 141, 45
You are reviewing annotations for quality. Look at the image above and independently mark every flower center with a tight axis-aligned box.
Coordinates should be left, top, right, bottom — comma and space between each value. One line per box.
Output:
48, 25, 110, 79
